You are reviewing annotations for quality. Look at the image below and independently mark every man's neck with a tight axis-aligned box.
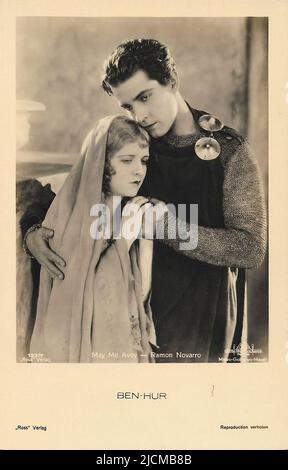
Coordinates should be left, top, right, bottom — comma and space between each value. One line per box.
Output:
170, 94, 197, 136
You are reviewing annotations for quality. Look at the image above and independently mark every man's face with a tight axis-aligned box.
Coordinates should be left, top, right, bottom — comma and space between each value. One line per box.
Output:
112, 70, 178, 138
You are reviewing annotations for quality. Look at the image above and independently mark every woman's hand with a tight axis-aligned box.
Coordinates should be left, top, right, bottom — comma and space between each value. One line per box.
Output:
141, 198, 169, 239
121, 196, 153, 250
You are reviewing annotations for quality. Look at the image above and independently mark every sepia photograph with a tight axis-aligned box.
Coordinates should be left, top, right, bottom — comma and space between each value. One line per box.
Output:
16, 17, 268, 364
2, 0, 287, 452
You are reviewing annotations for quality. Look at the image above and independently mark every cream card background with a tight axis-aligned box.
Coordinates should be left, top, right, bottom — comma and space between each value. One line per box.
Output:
0, 0, 287, 450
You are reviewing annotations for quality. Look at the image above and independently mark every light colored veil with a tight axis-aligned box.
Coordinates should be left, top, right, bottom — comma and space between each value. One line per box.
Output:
30, 116, 123, 362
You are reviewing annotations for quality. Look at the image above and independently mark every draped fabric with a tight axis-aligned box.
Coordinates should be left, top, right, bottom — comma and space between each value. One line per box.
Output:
30, 116, 155, 363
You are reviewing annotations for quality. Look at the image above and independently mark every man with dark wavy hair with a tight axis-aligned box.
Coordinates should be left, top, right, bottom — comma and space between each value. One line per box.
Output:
24, 39, 266, 362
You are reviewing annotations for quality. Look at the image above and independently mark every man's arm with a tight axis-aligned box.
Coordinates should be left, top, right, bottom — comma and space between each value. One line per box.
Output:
157, 140, 267, 269
17, 179, 55, 237
17, 179, 66, 278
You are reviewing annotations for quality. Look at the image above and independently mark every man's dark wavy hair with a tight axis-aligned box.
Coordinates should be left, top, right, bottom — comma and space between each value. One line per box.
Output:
102, 39, 176, 95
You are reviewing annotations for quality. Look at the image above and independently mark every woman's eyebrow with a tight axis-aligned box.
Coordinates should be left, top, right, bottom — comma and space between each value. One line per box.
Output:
116, 154, 135, 158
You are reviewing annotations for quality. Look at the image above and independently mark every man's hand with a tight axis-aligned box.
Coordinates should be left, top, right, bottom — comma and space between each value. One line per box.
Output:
26, 226, 66, 279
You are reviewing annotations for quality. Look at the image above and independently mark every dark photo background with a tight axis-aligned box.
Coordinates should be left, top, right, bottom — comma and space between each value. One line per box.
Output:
16, 17, 268, 356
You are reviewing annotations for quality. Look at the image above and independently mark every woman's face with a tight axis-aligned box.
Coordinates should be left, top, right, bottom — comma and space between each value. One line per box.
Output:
109, 141, 149, 197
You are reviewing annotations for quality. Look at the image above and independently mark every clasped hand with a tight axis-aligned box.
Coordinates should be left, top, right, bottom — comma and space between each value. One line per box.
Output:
25, 196, 168, 278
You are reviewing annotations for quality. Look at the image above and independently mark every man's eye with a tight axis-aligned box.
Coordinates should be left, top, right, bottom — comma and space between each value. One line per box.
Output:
121, 160, 132, 164
140, 93, 150, 102
142, 158, 149, 165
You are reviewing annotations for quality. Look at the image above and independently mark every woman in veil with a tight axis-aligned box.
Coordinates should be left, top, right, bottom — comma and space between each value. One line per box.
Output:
30, 115, 157, 363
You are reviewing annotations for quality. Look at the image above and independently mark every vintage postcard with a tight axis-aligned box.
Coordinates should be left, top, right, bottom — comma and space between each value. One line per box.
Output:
0, 0, 287, 450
